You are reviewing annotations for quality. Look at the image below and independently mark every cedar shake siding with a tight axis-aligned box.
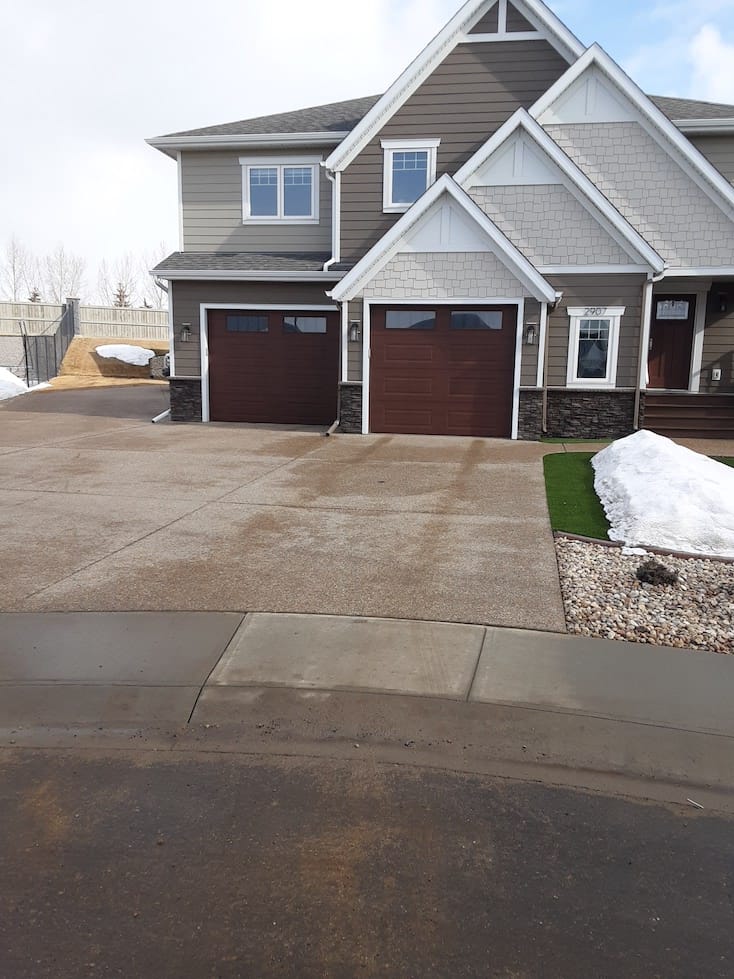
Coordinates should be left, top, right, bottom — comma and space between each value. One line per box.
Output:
688, 134, 734, 185
181, 149, 332, 253
170, 280, 337, 378
340, 40, 569, 262
545, 274, 646, 388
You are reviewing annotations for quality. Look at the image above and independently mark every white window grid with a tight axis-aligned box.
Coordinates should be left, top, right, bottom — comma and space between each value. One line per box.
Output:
240, 160, 319, 224
566, 306, 625, 389
381, 140, 440, 213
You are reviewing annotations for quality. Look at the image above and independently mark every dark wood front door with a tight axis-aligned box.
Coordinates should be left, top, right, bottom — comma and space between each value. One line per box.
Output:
208, 309, 339, 424
370, 305, 517, 437
648, 295, 695, 390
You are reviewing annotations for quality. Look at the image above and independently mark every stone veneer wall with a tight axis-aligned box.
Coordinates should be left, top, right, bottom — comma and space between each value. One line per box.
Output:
518, 389, 637, 440
170, 377, 202, 422
338, 383, 362, 434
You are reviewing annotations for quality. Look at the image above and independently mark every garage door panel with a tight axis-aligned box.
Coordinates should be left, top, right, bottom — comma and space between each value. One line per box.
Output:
370, 305, 516, 438
208, 309, 339, 424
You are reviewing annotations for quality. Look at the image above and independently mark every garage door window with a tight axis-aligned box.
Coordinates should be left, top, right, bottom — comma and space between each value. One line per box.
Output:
450, 310, 503, 331
385, 310, 436, 330
284, 316, 327, 334
226, 315, 268, 333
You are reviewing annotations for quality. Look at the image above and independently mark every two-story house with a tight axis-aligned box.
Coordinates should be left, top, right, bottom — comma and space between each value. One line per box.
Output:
148, 0, 734, 440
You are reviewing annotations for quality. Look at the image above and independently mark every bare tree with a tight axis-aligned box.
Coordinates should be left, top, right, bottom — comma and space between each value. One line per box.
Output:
97, 253, 137, 306
0, 236, 31, 301
138, 242, 169, 310
43, 244, 85, 303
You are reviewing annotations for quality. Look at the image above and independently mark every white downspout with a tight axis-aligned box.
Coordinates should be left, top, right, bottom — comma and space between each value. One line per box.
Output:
634, 273, 659, 429
322, 166, 341, 272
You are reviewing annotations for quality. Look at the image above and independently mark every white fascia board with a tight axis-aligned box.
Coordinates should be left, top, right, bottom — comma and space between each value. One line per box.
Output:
530, 44, 734, 222
675, 118, 734, 134
146, 132, 348, 158
660, 266, 734, 277
154, 270, 344, 282
324, 0, 583, 174
330, 174, 555, 303
455, 108, 665, 273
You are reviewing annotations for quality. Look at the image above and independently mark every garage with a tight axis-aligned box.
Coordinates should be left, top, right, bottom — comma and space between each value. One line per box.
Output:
207, 308, 339, 424
369, 305, 518, 437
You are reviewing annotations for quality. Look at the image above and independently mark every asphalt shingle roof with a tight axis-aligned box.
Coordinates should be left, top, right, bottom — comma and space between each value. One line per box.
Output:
159, 93, 734, 142
154, 252, 334, 273
651, 95, 734, 120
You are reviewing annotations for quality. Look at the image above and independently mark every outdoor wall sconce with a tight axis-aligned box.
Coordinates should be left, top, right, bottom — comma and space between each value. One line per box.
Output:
525, 323, 538, 345
349, 321, 361, 342
718, 293, 728, 314
179, 323, 192, 342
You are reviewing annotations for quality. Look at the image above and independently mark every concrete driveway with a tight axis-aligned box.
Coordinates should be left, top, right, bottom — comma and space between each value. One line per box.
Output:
0, 386, 566, 631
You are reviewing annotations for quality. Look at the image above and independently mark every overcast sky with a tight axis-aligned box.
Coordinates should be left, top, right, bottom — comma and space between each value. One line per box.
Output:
2, 0, 734, 279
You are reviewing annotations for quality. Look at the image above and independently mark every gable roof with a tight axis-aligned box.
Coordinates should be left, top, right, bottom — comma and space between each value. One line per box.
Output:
531, 44, 734, 224
652, 95, 734, 123
330, 174, 556, 303
453, 109, 665, 272
323, 0, 585, 173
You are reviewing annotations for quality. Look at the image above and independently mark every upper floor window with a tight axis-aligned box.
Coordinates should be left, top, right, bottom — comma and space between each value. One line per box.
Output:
381, 139, 440, 213
240, 158, 320, 224
567, 306, 625, 388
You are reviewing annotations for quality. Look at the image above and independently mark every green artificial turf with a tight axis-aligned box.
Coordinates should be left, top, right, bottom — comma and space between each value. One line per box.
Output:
543, 452, 611, 540
714, 457, 734, 468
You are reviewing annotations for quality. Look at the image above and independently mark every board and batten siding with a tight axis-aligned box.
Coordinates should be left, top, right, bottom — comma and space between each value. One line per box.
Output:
339, 40, 569, 263
170, 280, 337, 378
545, 274, 646, 389
688, 134, 734, 185
181, 149, 332, 253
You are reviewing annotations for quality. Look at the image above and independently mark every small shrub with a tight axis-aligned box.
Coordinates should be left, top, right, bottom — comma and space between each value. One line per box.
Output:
636, 560, 678, 587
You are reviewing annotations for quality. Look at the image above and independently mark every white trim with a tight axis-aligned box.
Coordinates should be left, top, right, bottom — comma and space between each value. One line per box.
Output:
462, 31, 543, 42
362, 296, 526, 439
566, 305, 624, 389
498, 0, 507, 32
340, 301, 349, 384
511, 298, 524, 438
147, 132, 348, 158
530, 45, 734, 224
675, 119, 734, 134
240, 159, 320, 225
690, 289, 708, 393
382, 141, 439, 213
198, 302, 339, 424
454, 109, 665, 272
176, 151, 184, 251
324, 0, 583, 173
538, 265, 651, 275
536, 301, 548, 388
322, 166, 341, 268
330, 174, 556, 303
639, 278, 654, 392
662, 267, 734, 277
154, 270, 343, 282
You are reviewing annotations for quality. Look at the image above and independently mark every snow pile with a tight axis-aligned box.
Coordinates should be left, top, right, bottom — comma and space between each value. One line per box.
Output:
592, 430, 734, 559
95, 344, 156, 367
0, 366, 30, 400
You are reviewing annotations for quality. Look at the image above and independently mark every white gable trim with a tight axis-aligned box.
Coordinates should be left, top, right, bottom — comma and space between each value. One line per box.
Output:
454, 109, 665, 272
530, 44, 734, 224
329, 174, 556, 303
324, 0, 583, 173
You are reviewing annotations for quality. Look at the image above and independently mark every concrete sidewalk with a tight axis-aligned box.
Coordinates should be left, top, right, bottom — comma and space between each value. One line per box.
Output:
1, 610, 733, 737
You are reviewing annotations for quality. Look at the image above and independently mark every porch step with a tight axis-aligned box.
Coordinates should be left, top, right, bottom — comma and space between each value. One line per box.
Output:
643, 394, 734, 439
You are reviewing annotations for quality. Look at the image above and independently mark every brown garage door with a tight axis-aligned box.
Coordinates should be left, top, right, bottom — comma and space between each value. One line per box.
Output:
370, 305, 517, 437
208, 309, 339, 424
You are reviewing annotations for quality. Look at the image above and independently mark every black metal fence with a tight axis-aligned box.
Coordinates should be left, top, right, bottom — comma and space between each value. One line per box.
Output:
20, 301, 77, 386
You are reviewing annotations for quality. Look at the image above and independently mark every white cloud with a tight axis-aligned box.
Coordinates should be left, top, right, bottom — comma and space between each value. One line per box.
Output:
689, 25, 734, 102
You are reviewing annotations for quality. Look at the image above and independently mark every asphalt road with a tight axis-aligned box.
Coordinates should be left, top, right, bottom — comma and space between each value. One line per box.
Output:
1, 748, 732, 979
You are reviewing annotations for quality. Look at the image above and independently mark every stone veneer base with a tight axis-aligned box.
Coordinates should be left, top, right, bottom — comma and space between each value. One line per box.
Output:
338, 383, 363, 434
170, 377, 203, 422
518, 389, 637, 440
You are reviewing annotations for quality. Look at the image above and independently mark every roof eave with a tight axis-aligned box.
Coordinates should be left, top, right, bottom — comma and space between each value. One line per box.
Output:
674, 118, 734, 135
151, 269, 344, 281
146, 131, 350, 159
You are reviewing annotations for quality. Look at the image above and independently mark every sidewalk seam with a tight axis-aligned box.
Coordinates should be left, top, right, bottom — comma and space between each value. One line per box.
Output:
186, 613, 249, 724
466, 627, 488, 702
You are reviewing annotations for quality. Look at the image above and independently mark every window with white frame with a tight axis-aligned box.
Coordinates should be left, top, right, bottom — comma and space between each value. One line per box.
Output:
566, 306, 625, 388
382, 139, 440, 212
240, 158, 319, 223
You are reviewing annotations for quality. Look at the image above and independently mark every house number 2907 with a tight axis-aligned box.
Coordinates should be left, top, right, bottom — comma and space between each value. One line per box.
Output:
584, 307, 606, 316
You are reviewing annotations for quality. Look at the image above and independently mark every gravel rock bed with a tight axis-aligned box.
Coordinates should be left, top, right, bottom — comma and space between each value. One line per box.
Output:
555, 537, 734, 655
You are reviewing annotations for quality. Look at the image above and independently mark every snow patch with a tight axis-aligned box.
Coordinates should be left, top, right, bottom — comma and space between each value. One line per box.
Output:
95, 344, 155, 367
593, 430, 734, 559
0, 367, 50, 401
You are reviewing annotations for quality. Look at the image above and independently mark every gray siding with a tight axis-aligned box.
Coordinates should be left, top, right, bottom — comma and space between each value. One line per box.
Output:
340, 40, 569, 262
347, 299, 363, 382
546, 122, 734, 268
470, 185, 633, 266
702, 284, 734, 393
688, 134, 734, 184
545, 274, 646, 388
469, 6, 499, 33
170, 280, 337, 378
181, 149, 332, 253
521, 299, 540, 386
506, 2, 534, 32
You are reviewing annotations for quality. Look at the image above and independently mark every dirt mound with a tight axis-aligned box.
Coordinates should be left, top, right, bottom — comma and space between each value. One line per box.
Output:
60, 337, 169, 380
